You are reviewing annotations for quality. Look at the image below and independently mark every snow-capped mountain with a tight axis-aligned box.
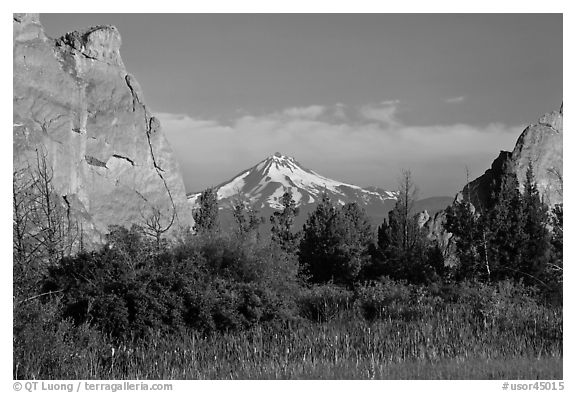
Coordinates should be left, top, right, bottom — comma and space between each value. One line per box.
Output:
188, 153, 398, 226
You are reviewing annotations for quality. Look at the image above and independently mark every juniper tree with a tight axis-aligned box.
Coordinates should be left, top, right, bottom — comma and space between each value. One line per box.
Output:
231, 197, 263, 242
485, 161, 526, 280
519, 161, 551, 280
395, 169, 419, 253
270, 191, 300, 253
299, 193, 340, 283
299, 193, 375, 286
193, 187, 219, 236
374, 170, 431, 283
550, 203, 563, 275
545, 203, 563, 303
445, 201, 487, 280
336, 202, 374, 285
376, 217, 392, 252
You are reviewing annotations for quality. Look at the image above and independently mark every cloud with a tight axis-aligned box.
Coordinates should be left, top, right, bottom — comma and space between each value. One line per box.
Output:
444, 96, 466, 104
157, 103, 521, 197
155, 112, 222, 129
282, 105, 326, 119
359, 100, 401, 128
333, 103, 347, 119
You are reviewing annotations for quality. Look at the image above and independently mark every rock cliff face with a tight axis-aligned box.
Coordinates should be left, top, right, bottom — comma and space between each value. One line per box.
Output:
13, 14, 192, 244
416, 210, 458, 267
462, 107, 563, 209
418, 106, 562, 265
510, 108, 563, 206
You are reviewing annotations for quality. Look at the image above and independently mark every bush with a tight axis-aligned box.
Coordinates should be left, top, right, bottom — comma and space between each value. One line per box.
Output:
182, 277, 294, 333
428, 279, 557, 335
14, 298, 109, 379
42, 227, 300, 338
297, 284, 355, 322
355, 278, 413, 321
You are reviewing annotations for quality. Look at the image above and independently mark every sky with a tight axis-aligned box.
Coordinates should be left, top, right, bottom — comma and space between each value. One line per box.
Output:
40, 14, 563, 197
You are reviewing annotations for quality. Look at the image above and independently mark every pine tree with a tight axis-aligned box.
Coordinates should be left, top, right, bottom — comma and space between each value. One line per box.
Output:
270, 191, 300, 253
298, 193, 340, 283
299, 196, 374, 286
550, 204, 563, 272
370, 170, 435, 283
396, 169, 418, 253
363, 217, 392, 281
545, 203, 563, 303
486, 160, 526, 280
445, 200, 486, 280
192, 187, 219, 235
520, 161, 551, 280
376, 218, 392, 253
336, 202, 374, 284
231, 198, 263, 242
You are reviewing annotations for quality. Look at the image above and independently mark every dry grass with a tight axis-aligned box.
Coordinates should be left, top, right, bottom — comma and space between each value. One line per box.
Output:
15, 304, 561, 380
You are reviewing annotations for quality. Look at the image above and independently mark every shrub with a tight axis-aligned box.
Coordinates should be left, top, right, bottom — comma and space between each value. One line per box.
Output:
430, 279, 556, 333
355, 278, 413, 321
14, 298, 109, 379
297, 283, 355, 322
43, 228, 300, 338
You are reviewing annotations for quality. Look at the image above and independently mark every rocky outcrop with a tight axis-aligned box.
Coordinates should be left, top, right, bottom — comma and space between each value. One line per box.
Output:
510, 108, 563, 206
419, 106, 562, 267
460, 151, 512, 209
416, 210, 458, 267
13, 14, 192, 245
461, 106, 563, 209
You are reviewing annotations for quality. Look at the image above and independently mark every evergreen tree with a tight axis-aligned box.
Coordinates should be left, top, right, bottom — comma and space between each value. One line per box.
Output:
445, 201, 488, 280
299, 196, 374, 286
299, 193, 340, 284
270, 191, 300, 253
520, 161, 551, 280
192, 187, 219, 235
363, 217, 393, 281
486, 161, 526, 280
550, 204, 563, 271
373, 209, 405, 279
370, 170, 435, 283
425, 244, 447, 281
376, 217, 392, 252
336, 202, 374, 284
447, 160, 557, 287
232, 198, 263, 242
545, 203, 563, 303
396, 169, 418, 253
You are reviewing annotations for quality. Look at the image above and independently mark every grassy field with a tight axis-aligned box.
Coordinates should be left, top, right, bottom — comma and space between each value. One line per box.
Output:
15, 304, 562, 380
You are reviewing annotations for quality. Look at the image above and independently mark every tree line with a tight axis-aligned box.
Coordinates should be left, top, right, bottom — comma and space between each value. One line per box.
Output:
192, 164, 562, 300
12, 152, 563, 383
13, 154, 562, 341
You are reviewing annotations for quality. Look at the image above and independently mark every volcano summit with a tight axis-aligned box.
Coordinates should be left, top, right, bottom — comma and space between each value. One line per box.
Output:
188, 153, 399, 226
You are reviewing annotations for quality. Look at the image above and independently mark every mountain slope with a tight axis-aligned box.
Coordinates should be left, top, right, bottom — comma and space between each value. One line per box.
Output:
188, 153, 398, 227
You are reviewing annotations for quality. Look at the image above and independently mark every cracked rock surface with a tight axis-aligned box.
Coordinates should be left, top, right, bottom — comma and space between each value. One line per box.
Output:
13, 13, 192, 245
459, 107, 563, 210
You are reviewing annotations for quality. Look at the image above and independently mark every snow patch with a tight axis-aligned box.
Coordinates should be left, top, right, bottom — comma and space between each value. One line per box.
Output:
218, 170, 250, 199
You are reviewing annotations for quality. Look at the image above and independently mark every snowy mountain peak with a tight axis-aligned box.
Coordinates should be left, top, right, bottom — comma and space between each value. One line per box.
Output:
188, 154, 397, 214
257, 153, 304, 176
